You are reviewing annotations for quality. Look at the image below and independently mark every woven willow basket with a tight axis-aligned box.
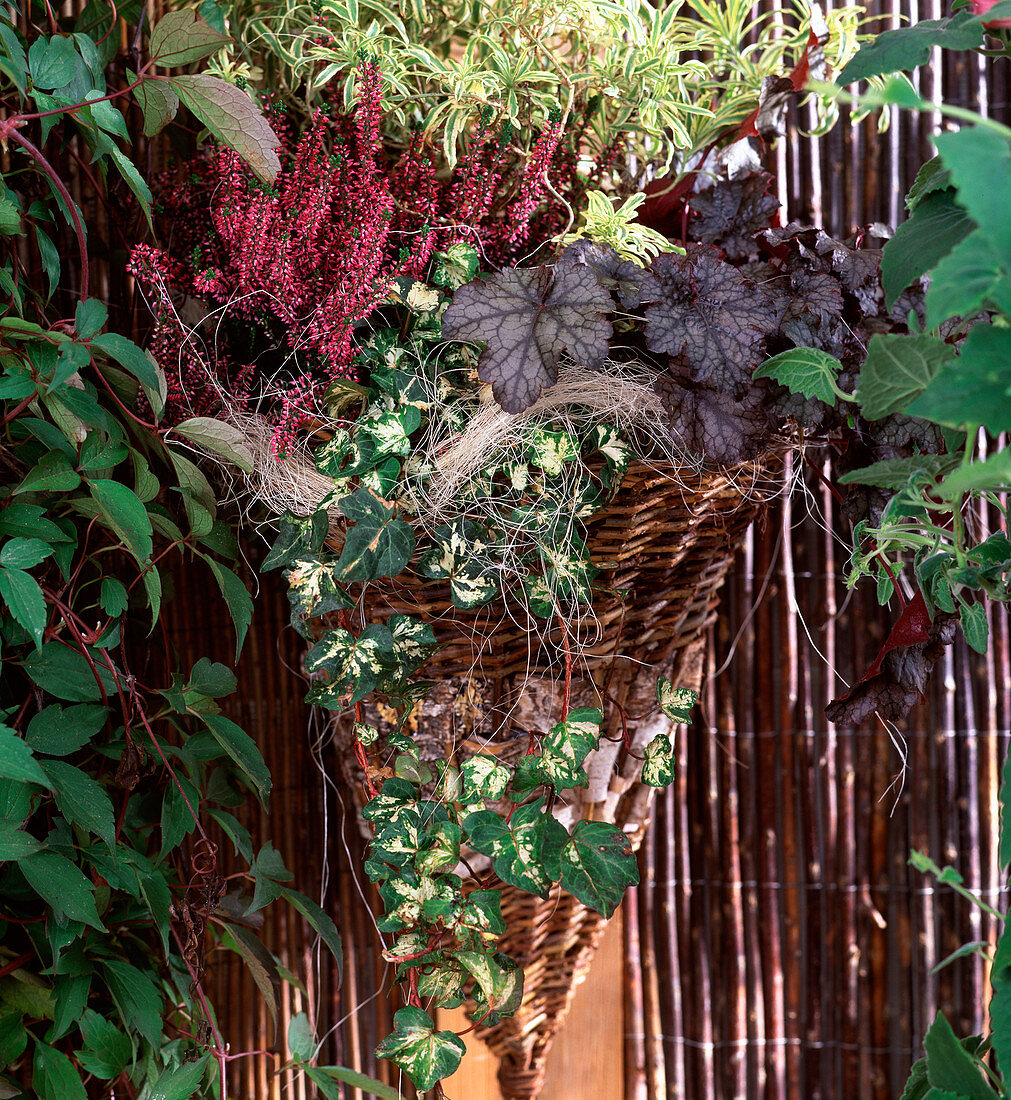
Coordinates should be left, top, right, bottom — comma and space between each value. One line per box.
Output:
333, 459, 779, 1099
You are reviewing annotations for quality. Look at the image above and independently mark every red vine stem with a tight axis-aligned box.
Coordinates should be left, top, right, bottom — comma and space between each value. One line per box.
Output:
3, 127, 90, 300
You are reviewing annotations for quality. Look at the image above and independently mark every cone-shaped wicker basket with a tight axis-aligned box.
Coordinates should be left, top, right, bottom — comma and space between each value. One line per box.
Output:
332, 458, 779, 1099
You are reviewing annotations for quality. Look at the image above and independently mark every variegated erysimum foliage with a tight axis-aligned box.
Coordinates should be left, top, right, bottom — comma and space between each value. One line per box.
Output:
265, 253, 697, 1089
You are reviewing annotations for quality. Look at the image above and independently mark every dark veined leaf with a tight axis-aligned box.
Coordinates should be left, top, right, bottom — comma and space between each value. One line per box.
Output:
836, 11, 982, 84
690, 172, 780, 261
132, 72, 180, 137
375, 1006, 466, 1091
32, 1040, 86, 1100
642, 246, 778, 397
656, 375, 772, 466
145, 1056, 211, 1100
855, 334, 956, 421
305, 1066, 404, 1100
922, 1012, 995, 1100
754, 347, 844, 404
907, 325, 1011, 434
148, 8, 231, 67
441, 262, 613, 414
21, 850, 105, 930
560, 819, 639, 917
169, 74, 281, 183
881, 189, 974, 307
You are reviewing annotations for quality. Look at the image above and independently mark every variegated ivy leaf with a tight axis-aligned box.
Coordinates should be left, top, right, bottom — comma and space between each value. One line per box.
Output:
560, 820, 638, 918
314, 429, 354, 480
365, 811, 424, 880
417, 957, 469, 1009
463, 799, 568, 899
354, 722, 379, 747
459, 755, 512, 807
513, 707, 602, 793
441, 262, 614, 414
375, 1006, 466, 1091
432, 242, 480, 290
455, 950, 524, 1026
361, 456, 401, 499
656, 678, 698, 723
305, 623, 394, 707
542, 541, 599, 605
362, 777, 419, 830
418, 519, 499, 609
416, 820, 462, 876
334, 487, 415, 583
371, 366, 432, 413
261, 509, 330, 571
357, 404, 423, 460
383, 929, 433, 965
522, 573, 555, 619
525, 428, 579, 476
387, 276, 443, 315
284, 557, 353, 637
378, 871, 462, 932
387, 614, 440, 678
588, 424, 631, 493
641, 733, 674, 787
451, 889, 507, 949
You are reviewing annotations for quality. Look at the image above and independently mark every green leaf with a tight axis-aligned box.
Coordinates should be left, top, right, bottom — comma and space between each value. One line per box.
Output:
560, 819, 639, 917
88, 479, 153, 565
100, 577, 129, 617
200, 713, 271, 805
146, 1055, 210, 1100
77, 1009, 131, 1080
999, 750, 1011, 871
206, 560, 252, 659
13, 451, 80, 495
838, 454, 958, 490
933, 127, 1011, 259
881, 190, 974, 307
0, 725, 50, 787
32, 1040, 86, 1100
836, 12, 982, 84
0, 566, 47, 647
74, 298, 107, 340
109, 146, 154, 231
132, 71, 180, 136
0, 1008, 28, 1068
935, 449, 1011, 499
279, 888, 344, 978
90, 333, 164, 413
907, 326, 1011, 433
306, 1066, 404, 1100
0, 819, 42, 860
754, 347, 844, 403
288, 1012, 315, 1062
40, 759, 116, 846
21, 851, 105, 930
855, 334, 957, 421
959, 602, 988, 655
656, 678, 697, 722
1, 537, 54, 570
464, 799, 568, 898
334, 488, 416, 582
223, 923, 279, 1024
641, 732, 674, 787
922, 1012, 995, 1100
173, 416, 254, 473
188, 658, 237, 697
101, 960, 163, 1046
149, 8, 231, 66
924, 230, 1004, 330
23, 641, 118, 702
28, 35, 80, 90
169, 74, 281, 183
375, 1006, 466, 1091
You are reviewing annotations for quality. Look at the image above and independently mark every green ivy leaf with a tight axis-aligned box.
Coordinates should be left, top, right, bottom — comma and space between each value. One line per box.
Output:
334, 488, 415, 582
22, 851, 105, 930
854, 334, 957, 421
464, 799, 568, 898
560, 820, 638, 918
375, 1006, 466, 1091
880, 189, 974, 307
169, 74, 281, 183
148, 8, 231, 66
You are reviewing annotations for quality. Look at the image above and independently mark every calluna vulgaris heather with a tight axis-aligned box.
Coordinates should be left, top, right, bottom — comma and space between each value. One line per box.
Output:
131, 63, 607, 451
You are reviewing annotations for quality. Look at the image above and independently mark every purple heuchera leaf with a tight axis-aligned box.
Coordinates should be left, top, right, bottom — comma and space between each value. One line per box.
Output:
560, 241, 647, 309
441, 262, 613, 414
690, 172, 780, 261
656, 372, 773, 466
641, 245, 778, 397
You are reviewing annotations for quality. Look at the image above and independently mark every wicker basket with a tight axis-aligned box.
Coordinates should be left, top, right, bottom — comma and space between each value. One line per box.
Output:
334, 459, 778, 1098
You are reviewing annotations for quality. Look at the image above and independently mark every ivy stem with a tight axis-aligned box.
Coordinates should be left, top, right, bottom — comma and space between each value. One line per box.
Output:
170, 924, 229, 1100
557, 614, 572, 721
